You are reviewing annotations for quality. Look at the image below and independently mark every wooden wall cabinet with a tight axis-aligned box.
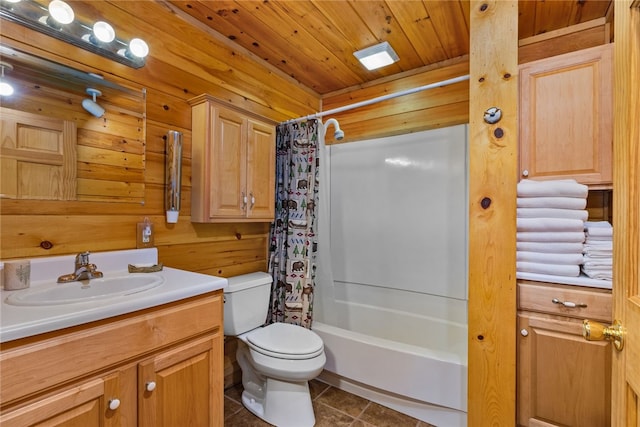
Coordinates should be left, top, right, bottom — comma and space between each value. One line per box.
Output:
519, 44, 613, 188
517, 281, 612, 427
190, 95, 276, 223
0, 292, 224, 427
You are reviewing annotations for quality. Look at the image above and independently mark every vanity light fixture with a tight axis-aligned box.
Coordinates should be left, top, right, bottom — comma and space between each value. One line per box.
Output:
0, 61, 15, 96
87, 21, 116, 44
118, 38, 149, 61
0, 0, 150, 68
353, 41, 399, 71
46, 0, 73, 25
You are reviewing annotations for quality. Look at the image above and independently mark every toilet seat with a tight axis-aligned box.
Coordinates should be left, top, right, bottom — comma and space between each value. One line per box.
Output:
246, 323, 324, 360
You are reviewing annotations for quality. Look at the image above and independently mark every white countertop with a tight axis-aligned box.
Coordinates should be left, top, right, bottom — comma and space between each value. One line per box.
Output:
0, 248, 227, 343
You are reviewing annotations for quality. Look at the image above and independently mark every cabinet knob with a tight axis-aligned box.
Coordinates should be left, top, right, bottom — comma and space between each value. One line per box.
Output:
520, 329, 529, 337
522, 169, 529, 177
241, 192, 247, 209
145, 381, 157, 392
250, 192, 255, 208
108, 398, 121, 410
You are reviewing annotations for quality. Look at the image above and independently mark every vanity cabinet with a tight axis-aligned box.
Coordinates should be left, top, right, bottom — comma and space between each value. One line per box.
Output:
517, 281, 612, 427
189, 95, 276, 223
519, 44, 613, 188
0, 292, 224, 427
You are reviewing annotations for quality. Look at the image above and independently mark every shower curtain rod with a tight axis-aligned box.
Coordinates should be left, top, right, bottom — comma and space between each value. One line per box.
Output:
283, 74, 470, 124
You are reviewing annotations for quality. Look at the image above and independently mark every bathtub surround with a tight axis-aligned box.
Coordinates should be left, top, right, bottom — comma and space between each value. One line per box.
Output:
268, 120, 320, 328
314, 125, 469, 426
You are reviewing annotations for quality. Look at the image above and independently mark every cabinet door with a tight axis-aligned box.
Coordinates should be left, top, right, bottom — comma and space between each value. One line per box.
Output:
210, 106, 247, 218
138, 334, 223, 427
246, 119, 275, 220
0, 375, 123, 427
517, 313, 611, 427
519, 44, 612, 186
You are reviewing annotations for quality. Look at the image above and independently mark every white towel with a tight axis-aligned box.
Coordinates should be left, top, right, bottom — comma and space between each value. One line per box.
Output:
517, 208, 589, 221
517, 218, 585, 232
583, 250, 613, 258
517, 231, 586, 243
517, 179, 589, 198
581, 266, 612, 280
517, 262, 580, 277
517, 251, 584, 265
585, 221, 613, 238
517, 241, 585, 254
517, 197, 587, 210
583, 257, 613, 268
585, 235, 613, 242
585, 221, 613, 229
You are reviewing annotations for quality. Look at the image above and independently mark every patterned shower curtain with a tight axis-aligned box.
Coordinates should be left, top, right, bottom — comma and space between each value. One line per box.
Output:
268, 119, 320, 329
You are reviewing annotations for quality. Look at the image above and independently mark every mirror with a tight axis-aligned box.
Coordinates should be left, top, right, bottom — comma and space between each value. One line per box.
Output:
0, 43, 146, 204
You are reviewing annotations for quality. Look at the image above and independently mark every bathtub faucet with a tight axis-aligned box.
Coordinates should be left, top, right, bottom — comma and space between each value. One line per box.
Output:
57, 252, 104, 283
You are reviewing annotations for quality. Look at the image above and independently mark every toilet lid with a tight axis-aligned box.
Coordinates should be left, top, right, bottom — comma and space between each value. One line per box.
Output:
247, 323, 323, 359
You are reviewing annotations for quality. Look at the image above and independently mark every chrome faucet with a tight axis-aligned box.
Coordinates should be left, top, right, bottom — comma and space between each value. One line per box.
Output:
57, 252, 104, 283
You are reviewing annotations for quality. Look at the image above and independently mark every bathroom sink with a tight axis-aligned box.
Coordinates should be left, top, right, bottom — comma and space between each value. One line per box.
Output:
4, 274, 164, 306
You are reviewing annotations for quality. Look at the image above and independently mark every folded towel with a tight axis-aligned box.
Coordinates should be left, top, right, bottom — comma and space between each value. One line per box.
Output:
517, 251, 584, 265
517, 179, 589, 198
584, 240, 614, 249
585, 221, 613, 238
581, 266, 612, 280
517, 262, 580, 277
586, 235, 613, 242
517, 197, 587, 210
517, 241, 585, 254
585, 221, 613, 229
583, 250, 613, 259
517, 208, 589, 221
517, 218, 585, 232
517, 231, 586, 243
583, 257, 613, 268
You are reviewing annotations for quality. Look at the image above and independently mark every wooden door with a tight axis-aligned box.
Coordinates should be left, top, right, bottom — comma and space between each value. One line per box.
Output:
210, 105, 247, 218
246, 119, 275, 220
138, 335, 223, 427
0, 108, 76, 200
611, 2, 640, 425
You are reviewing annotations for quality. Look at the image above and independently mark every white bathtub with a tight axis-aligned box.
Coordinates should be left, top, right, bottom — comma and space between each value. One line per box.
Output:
313, 317, 467, 427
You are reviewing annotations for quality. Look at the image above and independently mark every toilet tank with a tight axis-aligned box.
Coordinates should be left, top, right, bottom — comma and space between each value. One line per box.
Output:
223, 272, 273, 336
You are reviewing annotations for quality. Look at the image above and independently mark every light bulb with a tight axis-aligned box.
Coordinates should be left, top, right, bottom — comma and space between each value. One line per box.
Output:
92, 21, 115, 43
0, 81, 14, 96
48, 0, 74, 25
0, 63, 14, 96
128, 38, 149, 58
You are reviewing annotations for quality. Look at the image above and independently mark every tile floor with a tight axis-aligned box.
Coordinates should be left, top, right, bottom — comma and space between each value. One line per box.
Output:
224, 379, 436, 427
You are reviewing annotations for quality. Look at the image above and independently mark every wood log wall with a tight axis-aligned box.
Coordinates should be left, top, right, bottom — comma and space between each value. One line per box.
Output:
0, 1, 318, 274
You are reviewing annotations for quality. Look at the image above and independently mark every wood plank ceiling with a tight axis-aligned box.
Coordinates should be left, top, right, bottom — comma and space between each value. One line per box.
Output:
169, 0, 613, 95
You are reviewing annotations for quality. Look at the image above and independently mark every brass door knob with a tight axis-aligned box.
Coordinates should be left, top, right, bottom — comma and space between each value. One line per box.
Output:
583, 319, 624, 351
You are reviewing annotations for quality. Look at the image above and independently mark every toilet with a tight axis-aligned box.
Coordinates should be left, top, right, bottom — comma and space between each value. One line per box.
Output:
224, 272, 326, 427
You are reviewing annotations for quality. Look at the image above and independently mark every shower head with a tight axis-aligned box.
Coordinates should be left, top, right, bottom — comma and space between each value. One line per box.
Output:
323, 118, 344, 141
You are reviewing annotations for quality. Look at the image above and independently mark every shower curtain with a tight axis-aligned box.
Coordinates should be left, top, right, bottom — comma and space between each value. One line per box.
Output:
268, 119, 320, 329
